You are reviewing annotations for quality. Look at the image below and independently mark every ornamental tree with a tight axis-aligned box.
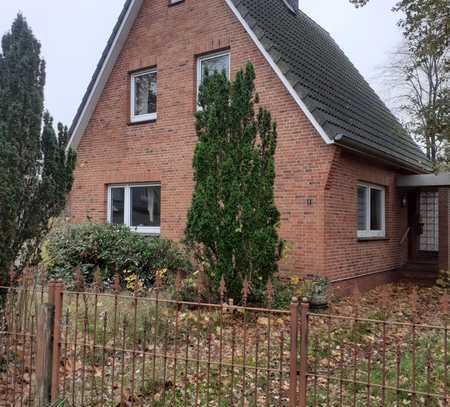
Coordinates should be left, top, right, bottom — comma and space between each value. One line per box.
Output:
185, 62, 282, 303
0, 14, 76, 286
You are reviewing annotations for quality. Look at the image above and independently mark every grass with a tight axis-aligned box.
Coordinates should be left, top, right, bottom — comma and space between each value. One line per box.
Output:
306, 283, 449, 406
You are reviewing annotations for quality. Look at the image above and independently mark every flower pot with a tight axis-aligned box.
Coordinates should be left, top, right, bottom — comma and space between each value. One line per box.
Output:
309, 292, 328, 308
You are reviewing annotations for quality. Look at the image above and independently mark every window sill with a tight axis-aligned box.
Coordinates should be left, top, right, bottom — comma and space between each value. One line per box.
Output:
131, 227, 161, 235
127, 119, 157, 126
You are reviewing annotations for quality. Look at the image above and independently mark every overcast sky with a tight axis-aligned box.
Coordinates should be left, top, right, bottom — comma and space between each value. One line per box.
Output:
0, 0, 402, 127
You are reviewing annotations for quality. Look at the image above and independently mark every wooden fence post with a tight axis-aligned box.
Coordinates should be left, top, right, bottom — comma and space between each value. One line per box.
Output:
35, 303, 55, 407
50, 281, 64, 402
289, 297, 299, 407
299, 302, 310, 407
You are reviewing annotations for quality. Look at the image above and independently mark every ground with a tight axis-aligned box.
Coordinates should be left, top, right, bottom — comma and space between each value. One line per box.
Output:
308, 282, 448, 406
0, 282, 448, 406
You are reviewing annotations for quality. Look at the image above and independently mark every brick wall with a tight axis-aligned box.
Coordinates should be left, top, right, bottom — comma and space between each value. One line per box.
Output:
323, 150, 408, 281
69, 0, 407, 281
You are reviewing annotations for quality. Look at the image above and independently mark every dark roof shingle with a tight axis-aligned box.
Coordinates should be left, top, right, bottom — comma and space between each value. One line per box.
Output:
232, 0, 431, 172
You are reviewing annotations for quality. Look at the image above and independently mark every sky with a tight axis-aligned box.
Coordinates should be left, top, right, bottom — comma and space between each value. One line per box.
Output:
0, 0, 402, 127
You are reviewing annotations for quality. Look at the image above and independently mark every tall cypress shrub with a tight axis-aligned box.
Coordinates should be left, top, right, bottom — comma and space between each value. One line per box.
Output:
185, 62, 282, 303
0, 14, 76, 286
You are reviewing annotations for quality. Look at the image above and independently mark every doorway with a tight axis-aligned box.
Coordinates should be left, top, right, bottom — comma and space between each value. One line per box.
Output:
418, 191, 439, 252
406, 190, 439, 264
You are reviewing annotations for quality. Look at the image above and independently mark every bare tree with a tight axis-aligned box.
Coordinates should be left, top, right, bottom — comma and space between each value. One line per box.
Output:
350, 0, 449, 169
380, 44, 449, 168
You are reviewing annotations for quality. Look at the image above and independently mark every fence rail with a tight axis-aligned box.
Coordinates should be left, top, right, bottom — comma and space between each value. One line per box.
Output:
0, 273, 448, 406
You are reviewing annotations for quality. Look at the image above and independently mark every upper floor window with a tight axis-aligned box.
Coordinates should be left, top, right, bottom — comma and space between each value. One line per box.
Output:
130, 68, 157, 123
197, 51, 230, 100
357, 183, 386, 239
108, 183, 161, 235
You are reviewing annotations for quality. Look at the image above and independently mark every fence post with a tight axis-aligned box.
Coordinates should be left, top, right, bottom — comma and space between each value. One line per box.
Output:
289, 297, 299, 407
299, 302, 310, 407
35, 303, 55, 407
49, 281, 64, 402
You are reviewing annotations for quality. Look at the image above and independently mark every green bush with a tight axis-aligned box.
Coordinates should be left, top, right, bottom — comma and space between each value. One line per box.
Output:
42, 223, 192, 287
185, 62, 282, 303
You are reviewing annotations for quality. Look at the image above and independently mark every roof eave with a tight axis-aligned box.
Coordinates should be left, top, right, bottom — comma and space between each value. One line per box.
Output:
397, 173, 450, 187
334, 135, 432, 174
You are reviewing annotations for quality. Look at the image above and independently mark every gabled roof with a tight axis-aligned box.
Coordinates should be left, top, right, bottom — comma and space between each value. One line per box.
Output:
228, 0, 431, 172
68, 0, 431, 173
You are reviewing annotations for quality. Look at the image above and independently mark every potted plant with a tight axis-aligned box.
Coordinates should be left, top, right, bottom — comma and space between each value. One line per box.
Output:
308, 276, 330, 307
291, 275, 330, 308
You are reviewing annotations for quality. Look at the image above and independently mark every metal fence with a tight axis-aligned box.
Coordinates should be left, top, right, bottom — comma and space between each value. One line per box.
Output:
0, 272, 448, 407
0, 273, 48, 406
306, 294, 449, 407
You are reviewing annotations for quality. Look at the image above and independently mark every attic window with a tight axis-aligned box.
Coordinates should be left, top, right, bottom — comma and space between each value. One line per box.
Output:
130, 68, 157, 123
197, 51, 230, 103
168, 0, 184, 6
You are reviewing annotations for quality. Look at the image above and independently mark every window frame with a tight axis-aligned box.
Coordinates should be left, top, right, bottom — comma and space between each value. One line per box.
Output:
196, 51, 231, 103
130, 68, 157, 123
107, 183, 161, 235
357, 182, 386, 239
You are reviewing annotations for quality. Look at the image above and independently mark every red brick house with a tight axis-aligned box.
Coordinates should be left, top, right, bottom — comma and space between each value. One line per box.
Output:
67, 0, 450, 291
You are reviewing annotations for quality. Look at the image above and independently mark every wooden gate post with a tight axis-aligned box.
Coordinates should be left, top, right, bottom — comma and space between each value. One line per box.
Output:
289, 297, 299, 407
35, 303, 55, 407
49, 281, 64, 401
299, 302, 310, 407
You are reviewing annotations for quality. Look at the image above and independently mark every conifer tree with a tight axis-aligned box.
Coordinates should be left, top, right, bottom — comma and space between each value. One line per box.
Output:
0, 14, 76, 286
185, 62, 282, 302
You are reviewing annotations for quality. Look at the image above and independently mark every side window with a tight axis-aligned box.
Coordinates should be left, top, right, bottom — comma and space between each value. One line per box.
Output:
130, 69, 157, 123
357, 183, 386, 238
108, 184, 161, 235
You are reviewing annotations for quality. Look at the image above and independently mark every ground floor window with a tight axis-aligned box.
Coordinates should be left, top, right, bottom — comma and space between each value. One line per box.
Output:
107, 183, 161, 234
357, 183, 385, 238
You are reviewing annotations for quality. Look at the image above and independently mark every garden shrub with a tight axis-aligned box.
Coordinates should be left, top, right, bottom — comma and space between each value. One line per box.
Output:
165, 270, 218, 303
166, 270, 294, 309
42, 223, 192, 287
185, 62, 283, 304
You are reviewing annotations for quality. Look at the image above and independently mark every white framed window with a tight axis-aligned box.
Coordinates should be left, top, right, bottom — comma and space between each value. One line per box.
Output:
196, 51, 230, 102
130, 68, 157, 123
107, 183, 161, 235
357, 183, 386, 239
